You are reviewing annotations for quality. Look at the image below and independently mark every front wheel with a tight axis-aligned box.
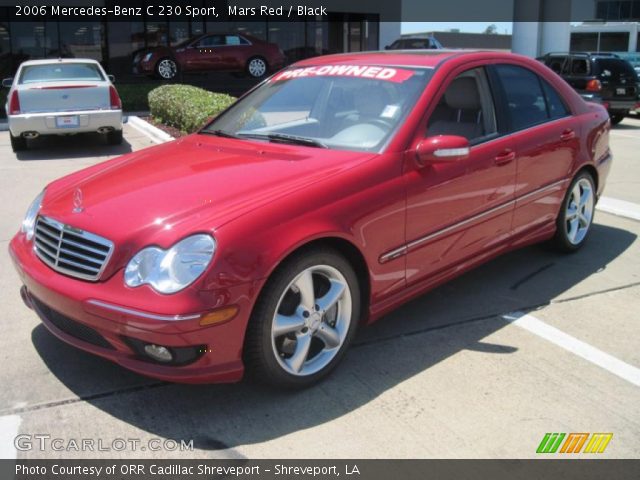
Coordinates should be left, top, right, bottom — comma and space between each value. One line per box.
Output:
244, 249, 360, 388
155, 58, 178, 80
552, 172, 596, 252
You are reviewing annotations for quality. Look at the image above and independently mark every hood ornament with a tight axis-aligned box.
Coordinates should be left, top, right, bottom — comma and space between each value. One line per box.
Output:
73, 188, 84, 213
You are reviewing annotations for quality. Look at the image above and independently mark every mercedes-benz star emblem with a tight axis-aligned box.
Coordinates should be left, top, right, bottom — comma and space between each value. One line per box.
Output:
73, 188, 84, 213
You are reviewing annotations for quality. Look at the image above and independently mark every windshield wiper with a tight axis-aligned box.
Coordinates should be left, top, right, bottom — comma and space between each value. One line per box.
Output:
201, 129, 241, 139
238, 132, 327, 149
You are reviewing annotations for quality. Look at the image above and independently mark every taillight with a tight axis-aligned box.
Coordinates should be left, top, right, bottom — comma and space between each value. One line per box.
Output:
586, 79, 602, 92
8, 90, 20, 115
109, 85, 122, 110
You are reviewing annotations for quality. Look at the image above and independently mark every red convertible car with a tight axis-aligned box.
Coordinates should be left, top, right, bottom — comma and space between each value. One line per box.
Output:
133, 33, 285, 79
10, 51, 611, 388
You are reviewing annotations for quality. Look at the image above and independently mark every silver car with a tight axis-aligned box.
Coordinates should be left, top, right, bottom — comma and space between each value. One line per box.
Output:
3, 58, 123, 152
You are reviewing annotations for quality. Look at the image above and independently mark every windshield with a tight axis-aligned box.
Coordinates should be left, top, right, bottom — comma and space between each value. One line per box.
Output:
202, 65, 432, 152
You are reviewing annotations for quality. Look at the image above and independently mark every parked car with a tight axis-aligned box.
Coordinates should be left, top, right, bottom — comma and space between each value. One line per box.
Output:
3, 58, 123, 152
385, 35, 443, 50
538, 52, 637, 124
11, 51, 611, 388
133, 33, 285, 80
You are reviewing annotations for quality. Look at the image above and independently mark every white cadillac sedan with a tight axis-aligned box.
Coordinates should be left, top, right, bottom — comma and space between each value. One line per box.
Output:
3, 58, 123, 152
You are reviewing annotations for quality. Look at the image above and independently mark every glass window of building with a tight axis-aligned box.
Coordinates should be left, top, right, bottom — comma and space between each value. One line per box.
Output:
170, 21, 190, 46
268, 21, 305, 64
59, 22, 104, 62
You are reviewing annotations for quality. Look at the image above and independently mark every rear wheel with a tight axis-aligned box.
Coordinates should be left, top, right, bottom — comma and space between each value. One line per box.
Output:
244, 248, 360, 389
106, 129, 123, 145
10, 133, 26, 152
609, 113, 626, 125
246, 57, 268, 78
552, 172, 596, 252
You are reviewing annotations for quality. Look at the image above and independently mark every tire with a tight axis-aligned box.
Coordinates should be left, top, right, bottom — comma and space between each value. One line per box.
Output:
244, 248, 361, 389
246, 56, 268, 78
10, 133, 26, 152
552, 171, 596, 252
155, 58, 178, 80
106, 129, 123, 145
609, 113, 625, 125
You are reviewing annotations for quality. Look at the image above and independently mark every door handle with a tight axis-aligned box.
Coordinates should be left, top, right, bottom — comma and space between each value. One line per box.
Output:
494, 149, 516, 166
560, 128, 575, 141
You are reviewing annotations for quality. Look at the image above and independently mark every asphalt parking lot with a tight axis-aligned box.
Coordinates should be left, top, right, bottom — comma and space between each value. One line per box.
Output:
0, 118, 638, 459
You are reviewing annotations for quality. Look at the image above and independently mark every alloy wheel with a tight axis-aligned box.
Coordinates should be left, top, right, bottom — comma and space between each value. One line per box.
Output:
157, 59, 177, 79
248, 58, 267, 78
271, 265, 351, 376
565, 177, 594, 245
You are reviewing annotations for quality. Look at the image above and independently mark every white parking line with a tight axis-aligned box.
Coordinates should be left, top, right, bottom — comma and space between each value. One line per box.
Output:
0, 414, 21, 459
610, 131, 640, 140
503, 312, 640, 387
597, 196, 640, 221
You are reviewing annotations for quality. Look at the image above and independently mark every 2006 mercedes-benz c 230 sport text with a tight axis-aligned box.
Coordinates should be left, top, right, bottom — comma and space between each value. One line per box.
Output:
10, 51, 612, 388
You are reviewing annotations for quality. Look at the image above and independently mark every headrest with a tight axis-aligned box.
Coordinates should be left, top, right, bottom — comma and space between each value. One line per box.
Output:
444, 77, 481, 110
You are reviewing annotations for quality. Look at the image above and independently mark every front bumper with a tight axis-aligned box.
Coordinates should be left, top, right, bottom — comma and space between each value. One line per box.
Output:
9, 109, 123, 137
9, 233, 253, 383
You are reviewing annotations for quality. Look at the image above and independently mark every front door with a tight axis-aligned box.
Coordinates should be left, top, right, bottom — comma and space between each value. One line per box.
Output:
403, 66, 517, 286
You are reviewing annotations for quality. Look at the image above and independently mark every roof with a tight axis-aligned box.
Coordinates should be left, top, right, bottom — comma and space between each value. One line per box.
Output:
18, 58, 101, 67
293, 50, 518, 69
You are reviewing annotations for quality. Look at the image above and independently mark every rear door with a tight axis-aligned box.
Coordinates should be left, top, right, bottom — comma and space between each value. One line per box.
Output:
490, 63, 578, 238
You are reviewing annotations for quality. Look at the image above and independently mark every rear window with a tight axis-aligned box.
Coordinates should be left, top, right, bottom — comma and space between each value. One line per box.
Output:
19, 63, 104, 84
593, 59, 637, 79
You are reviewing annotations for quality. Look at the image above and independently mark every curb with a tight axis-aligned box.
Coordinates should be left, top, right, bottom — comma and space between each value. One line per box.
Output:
127, 116, 174, 144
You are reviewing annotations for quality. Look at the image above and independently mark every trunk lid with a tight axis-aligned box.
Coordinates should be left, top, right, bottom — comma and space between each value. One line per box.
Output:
17, 81, 110, 113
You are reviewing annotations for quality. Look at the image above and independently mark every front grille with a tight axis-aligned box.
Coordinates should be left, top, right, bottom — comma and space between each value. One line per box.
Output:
31, 296, 115, 350
34, 215, 114, 281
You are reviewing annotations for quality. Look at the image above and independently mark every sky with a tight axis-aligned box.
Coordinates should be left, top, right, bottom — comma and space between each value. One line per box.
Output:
402, 22, 513, 34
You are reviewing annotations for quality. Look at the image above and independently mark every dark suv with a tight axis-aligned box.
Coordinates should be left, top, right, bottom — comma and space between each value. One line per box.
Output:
538, 52, 638, 124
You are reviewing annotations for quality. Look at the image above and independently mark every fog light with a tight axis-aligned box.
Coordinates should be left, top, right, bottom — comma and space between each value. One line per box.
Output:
143, 344, 173, 363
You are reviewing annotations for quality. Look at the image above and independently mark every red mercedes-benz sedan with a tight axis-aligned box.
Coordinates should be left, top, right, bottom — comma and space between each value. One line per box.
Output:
133, 33, 285, 79
10, 51, 612, 388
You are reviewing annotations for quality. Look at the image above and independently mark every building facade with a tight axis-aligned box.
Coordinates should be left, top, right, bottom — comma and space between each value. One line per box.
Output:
0, 0, 400, 81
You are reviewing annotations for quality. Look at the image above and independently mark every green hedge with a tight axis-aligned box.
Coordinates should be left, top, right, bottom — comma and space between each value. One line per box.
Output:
148, 84, 236, 133
117, 83, 159, 112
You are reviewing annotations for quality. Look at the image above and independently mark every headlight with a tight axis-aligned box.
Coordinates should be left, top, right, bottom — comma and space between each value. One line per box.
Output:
143, 52, 153, 62
124, 234, 215, 294
21, 190, 45, 241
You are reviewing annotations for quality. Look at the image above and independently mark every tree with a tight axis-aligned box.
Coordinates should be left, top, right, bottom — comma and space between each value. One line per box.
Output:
484, 24, 498, 35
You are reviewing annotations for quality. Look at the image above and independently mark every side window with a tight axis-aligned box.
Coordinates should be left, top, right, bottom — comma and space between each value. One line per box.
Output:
427, 67, 497, 143
546, 56, 567, 74
570, 58, 589, 76
197, 35, 223, 47
494, 64, 548, 131
540, 79, 570, 119
225, 35, 241, 46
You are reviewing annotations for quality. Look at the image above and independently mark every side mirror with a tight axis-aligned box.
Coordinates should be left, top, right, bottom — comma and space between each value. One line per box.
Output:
2, 78, 13, 88
107, 74, 115, 83
415, 135, 470, 166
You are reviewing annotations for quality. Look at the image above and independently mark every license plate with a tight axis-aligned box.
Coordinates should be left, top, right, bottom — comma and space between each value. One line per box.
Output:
56, 115, 79, 128
616, 87, 627, 95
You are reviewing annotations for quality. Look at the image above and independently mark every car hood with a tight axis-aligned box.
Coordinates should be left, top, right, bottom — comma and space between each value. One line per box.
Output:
40, 135, 373, 276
